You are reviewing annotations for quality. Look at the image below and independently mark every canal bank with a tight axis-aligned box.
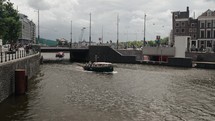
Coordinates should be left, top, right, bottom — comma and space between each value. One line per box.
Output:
1, 63, 215, 121
0, 53, 41, 102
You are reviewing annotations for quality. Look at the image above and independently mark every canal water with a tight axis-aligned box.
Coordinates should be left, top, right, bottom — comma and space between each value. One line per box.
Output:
0, 53, 215, 121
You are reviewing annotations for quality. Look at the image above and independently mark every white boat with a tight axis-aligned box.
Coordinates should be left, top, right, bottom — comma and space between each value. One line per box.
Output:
55, 52, 64, 58
83, 62, 114, 72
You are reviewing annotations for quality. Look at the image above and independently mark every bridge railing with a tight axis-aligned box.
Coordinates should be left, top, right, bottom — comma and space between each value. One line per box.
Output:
0, 49, 38, 63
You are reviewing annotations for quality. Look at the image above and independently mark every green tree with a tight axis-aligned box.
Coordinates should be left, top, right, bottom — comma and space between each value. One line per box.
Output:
147, 40, 156, 46
160, 37, 169, 45
125, 41, 143, 48
0, 0, 21, 44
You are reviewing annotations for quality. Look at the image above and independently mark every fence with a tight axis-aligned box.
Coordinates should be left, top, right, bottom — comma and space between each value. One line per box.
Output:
0, 50, 38, 63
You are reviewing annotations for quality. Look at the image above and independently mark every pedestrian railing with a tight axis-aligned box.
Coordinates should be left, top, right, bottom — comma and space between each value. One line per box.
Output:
0, 50, 38, 63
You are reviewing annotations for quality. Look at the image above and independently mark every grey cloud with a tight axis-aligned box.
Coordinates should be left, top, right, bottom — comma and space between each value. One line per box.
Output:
205, 0, 215, 2
27, 0, 51, 10
11, 0, 215, 41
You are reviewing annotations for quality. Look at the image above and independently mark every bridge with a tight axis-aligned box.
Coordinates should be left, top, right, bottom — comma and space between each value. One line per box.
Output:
40, 46, 176, 63
40, 47, 89, 62
40, 47, 88, 52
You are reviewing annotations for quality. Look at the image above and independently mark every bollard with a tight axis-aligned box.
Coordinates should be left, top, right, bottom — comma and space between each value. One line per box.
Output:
5, 52, 7, 62
25, 75, 28, 92
15, 69, 26, 95
9, 53, 10, 61
0, 52, 2, 62
17, 51, 19, 59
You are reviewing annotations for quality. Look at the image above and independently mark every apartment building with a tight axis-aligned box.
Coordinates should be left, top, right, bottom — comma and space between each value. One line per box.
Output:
172, 7, 215, 52
197, 9, 215, 51
18, 13, 36, 44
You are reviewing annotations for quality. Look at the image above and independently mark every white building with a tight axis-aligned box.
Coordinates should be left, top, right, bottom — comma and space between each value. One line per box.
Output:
197, 9, 215, 52
18, 13, 36, 44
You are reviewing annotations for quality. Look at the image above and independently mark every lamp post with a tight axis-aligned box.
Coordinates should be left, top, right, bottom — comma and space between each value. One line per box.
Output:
70, 21, 72, 48
143, 14, 146, 47
36, 9, 40, 44
117, 14, 119, 49
89, 13, 91, 46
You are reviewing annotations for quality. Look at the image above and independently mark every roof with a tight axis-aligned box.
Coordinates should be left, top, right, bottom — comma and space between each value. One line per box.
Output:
93, 62, 112, 65
172, 7, 189, 19
198, 9, 215, 19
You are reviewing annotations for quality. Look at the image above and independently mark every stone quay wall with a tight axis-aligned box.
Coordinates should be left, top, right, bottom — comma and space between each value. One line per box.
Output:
186, 52, 215, 62
0, 53, 40, 103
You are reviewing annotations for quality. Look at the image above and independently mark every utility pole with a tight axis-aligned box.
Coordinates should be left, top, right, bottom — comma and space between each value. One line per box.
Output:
89, 13, 91, 46
37, 9, 40, 44
143, 14, 146, 47
70, 21, 72, 48
117, 14, 119, 49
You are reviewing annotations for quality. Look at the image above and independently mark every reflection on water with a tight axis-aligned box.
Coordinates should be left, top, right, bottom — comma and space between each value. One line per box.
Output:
0, 62, 215, 121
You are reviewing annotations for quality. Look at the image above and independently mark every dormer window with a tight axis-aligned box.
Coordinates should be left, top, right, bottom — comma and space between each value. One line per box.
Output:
207, 10, 212, 16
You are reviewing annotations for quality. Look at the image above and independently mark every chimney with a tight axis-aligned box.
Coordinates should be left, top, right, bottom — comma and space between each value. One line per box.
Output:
187, 6, 189, 12
187, 6, 190, 17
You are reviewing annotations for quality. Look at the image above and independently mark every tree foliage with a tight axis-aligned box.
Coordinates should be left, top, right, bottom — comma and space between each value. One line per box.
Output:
121, 41, 143, 48
0, 0, 21, 44
160, 37, 169, 45
119, 36, 169, 48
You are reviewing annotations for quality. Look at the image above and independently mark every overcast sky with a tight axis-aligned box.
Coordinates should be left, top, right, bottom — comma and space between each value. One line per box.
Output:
10, 0, 215, 43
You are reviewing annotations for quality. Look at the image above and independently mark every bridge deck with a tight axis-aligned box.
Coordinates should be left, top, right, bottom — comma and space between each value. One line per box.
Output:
40, 47, 89, 52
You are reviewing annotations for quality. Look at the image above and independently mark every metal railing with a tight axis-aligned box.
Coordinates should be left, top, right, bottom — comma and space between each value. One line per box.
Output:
0, 50, 38, 63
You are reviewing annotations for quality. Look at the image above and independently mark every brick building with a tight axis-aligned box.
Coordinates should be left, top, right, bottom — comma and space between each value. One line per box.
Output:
172, 7, 198, 47
172, 7, 215, 52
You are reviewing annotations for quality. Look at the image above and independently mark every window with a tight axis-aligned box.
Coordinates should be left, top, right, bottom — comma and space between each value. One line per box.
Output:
214, 30, 215, 38
191, 41, 196, 46
193, 34, 196, 39
191, 23, 195, 27
207, 30, 211, 38
182, 29, 185, 33
201, 22, 205, 28
213, 20, 215, 28
201, 30, 205, 38
189, 28, 192, 32
175, 22, 179, 27
207, 11, 212, 16
176, 29, 179, 33
207, 21, 211, 28
193, 28, 197, 32
207, 41, 212, 47
181, 22, 185, 26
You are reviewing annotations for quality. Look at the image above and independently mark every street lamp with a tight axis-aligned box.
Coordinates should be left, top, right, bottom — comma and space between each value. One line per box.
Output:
34, 9, 40, 44
70, 21, 72, 48
89, 13, 91, 46
143, 14, 146, 47
117, 14, 119, 49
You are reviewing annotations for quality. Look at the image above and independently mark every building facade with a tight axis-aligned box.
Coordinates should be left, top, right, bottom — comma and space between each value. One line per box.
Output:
172, 7, 215, 52
18, 13, 36, 45
172, 7, 190, 41
197, 9, 215, 52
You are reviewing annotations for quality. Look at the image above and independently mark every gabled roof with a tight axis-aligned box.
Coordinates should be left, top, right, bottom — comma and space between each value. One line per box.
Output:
198, 9, 215, 19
